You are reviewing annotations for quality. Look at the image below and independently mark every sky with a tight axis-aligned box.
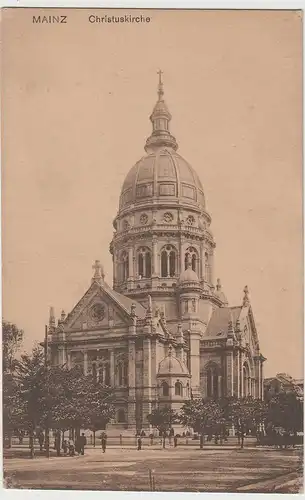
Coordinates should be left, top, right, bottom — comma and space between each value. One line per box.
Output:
2, 8, 303, 378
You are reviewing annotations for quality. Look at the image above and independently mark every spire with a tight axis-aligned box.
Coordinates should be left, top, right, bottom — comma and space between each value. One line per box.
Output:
243, 285, 250, 307
157, 69, 164, 100
145, 71, 178, 152
92, 260, 104, 284
49, 307, 55, 330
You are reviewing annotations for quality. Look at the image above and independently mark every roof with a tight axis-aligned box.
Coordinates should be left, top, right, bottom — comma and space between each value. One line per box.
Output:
119, 148, 205, 210
205, 306, 242, 337
101, 282, 146, 319
158, 352, 189, 376
179, 267, 199, 283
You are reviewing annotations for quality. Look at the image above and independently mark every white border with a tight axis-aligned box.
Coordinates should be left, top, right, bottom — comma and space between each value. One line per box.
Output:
0, 2, 304, 500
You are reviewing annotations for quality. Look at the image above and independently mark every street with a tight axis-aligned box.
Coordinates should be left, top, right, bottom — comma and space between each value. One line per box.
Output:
3, 445, 303, 493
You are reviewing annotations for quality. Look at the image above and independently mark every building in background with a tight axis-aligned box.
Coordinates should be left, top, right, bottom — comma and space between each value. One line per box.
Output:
264, 373, 304, 401
46, 74, 266, 432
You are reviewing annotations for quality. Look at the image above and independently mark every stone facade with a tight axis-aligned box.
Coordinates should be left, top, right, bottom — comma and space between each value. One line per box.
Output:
46, 74, 266, 432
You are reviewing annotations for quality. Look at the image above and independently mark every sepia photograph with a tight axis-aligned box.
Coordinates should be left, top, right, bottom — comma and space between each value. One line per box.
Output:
1, 7, 304, 494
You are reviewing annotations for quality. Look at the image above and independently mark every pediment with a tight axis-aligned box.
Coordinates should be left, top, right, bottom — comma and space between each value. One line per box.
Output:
64, 281, 134, 331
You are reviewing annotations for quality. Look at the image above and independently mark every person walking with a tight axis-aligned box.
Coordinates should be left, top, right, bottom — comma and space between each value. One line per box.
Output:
101, 432, 107, 453
68, 439, 75, 456
137, 436, 142, 451
174, 435, 178, 448
79, 433, 87, 455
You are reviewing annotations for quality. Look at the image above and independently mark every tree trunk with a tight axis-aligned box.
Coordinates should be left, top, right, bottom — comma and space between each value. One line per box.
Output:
93, 430, 96, 448
29, 430, 35, 459
162, 435, 166, 449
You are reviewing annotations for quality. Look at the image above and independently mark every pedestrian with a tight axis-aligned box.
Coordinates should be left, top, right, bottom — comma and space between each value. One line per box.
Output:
62, 439, 68, 455
68, 439, 75, 456
174, 435, 178, 448
137, 437, 142, 451
101, 432, 107, 453
79, 432, 87, 455
38, 432, 44, 451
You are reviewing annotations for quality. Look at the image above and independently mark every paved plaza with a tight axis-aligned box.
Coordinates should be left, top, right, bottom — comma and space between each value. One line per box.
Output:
3, 446, 303, 493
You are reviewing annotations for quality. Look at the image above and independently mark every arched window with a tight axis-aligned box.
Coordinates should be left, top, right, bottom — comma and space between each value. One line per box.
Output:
161, 381, 169, 397
175, 381, 183, 396
117, 358, 128, 386
137, 247, 152, 278
122, 252, 129, 281
185, 246, 198, 273
205, 363, 219, 398
117, 409, 126, 423
98, 361, 110, 386
161, 245, 177, 277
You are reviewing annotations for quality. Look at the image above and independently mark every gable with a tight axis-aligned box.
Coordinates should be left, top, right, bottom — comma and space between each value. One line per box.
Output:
63, 281, 145, 331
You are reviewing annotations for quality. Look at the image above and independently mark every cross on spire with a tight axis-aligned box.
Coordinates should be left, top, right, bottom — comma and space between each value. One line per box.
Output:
92, 260, 105, 284
157, 69, 164, 100
243, 285, 250, 307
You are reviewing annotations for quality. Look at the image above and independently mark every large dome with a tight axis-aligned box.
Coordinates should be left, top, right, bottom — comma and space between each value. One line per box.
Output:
119, 148, 205, 210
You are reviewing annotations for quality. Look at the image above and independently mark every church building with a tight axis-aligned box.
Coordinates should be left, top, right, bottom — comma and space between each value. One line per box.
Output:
47, 73, 266, 432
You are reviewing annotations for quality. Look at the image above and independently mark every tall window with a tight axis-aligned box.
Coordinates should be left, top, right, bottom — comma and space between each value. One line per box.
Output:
118, 358, 128, 386
185, 246, 198, 273
205, 363, 219, 398
161, 381, 169, 397
161, 245, 176, 277
121, 252, 129, 281
175, 381, 183, 396
98, 361, 110, 386
137, 247, 152, 278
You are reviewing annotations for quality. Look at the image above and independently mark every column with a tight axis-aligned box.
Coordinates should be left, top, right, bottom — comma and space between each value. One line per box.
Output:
237, 350, 240, 398
58, 346, 66, 366
180, 243, 185, 274
189, 333, 201, 397
110, 351, 115, 386
83, 351, 88, 375
128, 247, 133, 278
152, 237, 158, 276
209, 252, 214, 285
200, 245, 204, 280
113, 252, 117, 285
204, 375, 208, 398
260, 360, 264, 400
143, 338, 152, 427
150, 338, 158, 398
240, 355, 244, 397
226, 350, 234, 397
218, 375, 222, 398
128, 339, 136, 429
67, 351, 71, 370
211, 373, 215, 397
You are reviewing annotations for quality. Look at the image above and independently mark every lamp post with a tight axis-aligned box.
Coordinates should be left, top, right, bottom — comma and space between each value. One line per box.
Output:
44, 325, 50, 458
